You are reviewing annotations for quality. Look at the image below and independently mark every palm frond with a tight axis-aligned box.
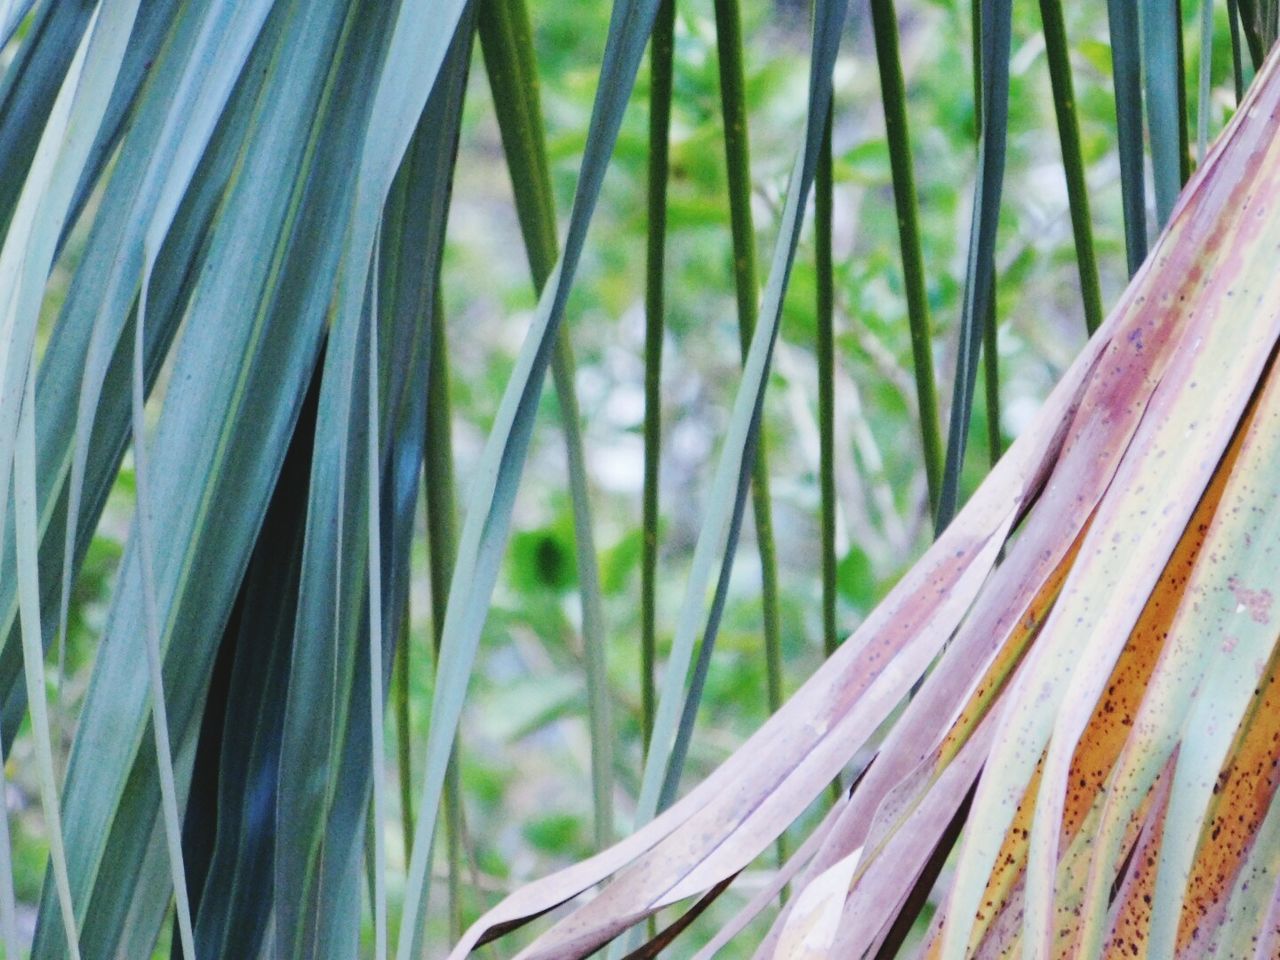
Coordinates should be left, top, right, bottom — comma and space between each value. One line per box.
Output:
0, 1, 1275, 958
456, 45, 1280, 958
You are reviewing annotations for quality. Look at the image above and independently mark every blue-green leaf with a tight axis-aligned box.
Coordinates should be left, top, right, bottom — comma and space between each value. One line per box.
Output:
936, 0, 1012, 529
397, 0, 670, 953
1107, 0, 1149, 273
1144, 0, 1185, 227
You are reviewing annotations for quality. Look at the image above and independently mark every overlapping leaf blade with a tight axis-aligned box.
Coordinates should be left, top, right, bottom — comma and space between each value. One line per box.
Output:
0, 0, 261, 746
941, 53, 1280, 958
275, 5, 474, 955
27, 3, 395, 954
937, 0, 1012, 528
476, 0, 616, 849
397, 0, 673, 951
446, 251, 1111, 954
1106, 0, 1149, 274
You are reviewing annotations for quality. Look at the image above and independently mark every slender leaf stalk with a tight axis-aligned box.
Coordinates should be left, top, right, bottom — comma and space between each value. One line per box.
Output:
550, 340, 615, 847
938, 0, 1012, 531
1106, 0, 1149, 274
1199, 0, 1214, 162
815, 104, 841, 813
640, 8, 675, 929
983, 288, 1001, 466
1229, 0, 1246, 99
658, 444, 753, 812
1038, 0, 1103, 334
477, 0, 615, 848
1177, 0, 1192, 184
366, 248, 389, 960
973, 2, 1002, 469
1238, 0, 1265, 64
642, 0, 675, 755
815, 105, 837, 661
424, 288, 465, 943
548, 528, 605, 828
868, 0, 942, 516
972, 0, 984, 135
394, 614, 414, 864
712, 0, 785, 723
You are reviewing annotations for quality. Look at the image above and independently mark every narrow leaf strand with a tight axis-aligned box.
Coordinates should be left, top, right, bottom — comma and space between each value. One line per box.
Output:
424, 288, 465, 941
815, 103, 838, 660
937, 0, 1012, 531
712, 0, 785, 723
366, 243, 388, 960
1106, 0, 1150, 274
642, 0, 675, 753
1228, 0, 1247, 99
478, 0, 616, 848
867, 0, 943, 516
132, 279, 198, 960
1039, 0, 1104, 333
15, 372, 81, 960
